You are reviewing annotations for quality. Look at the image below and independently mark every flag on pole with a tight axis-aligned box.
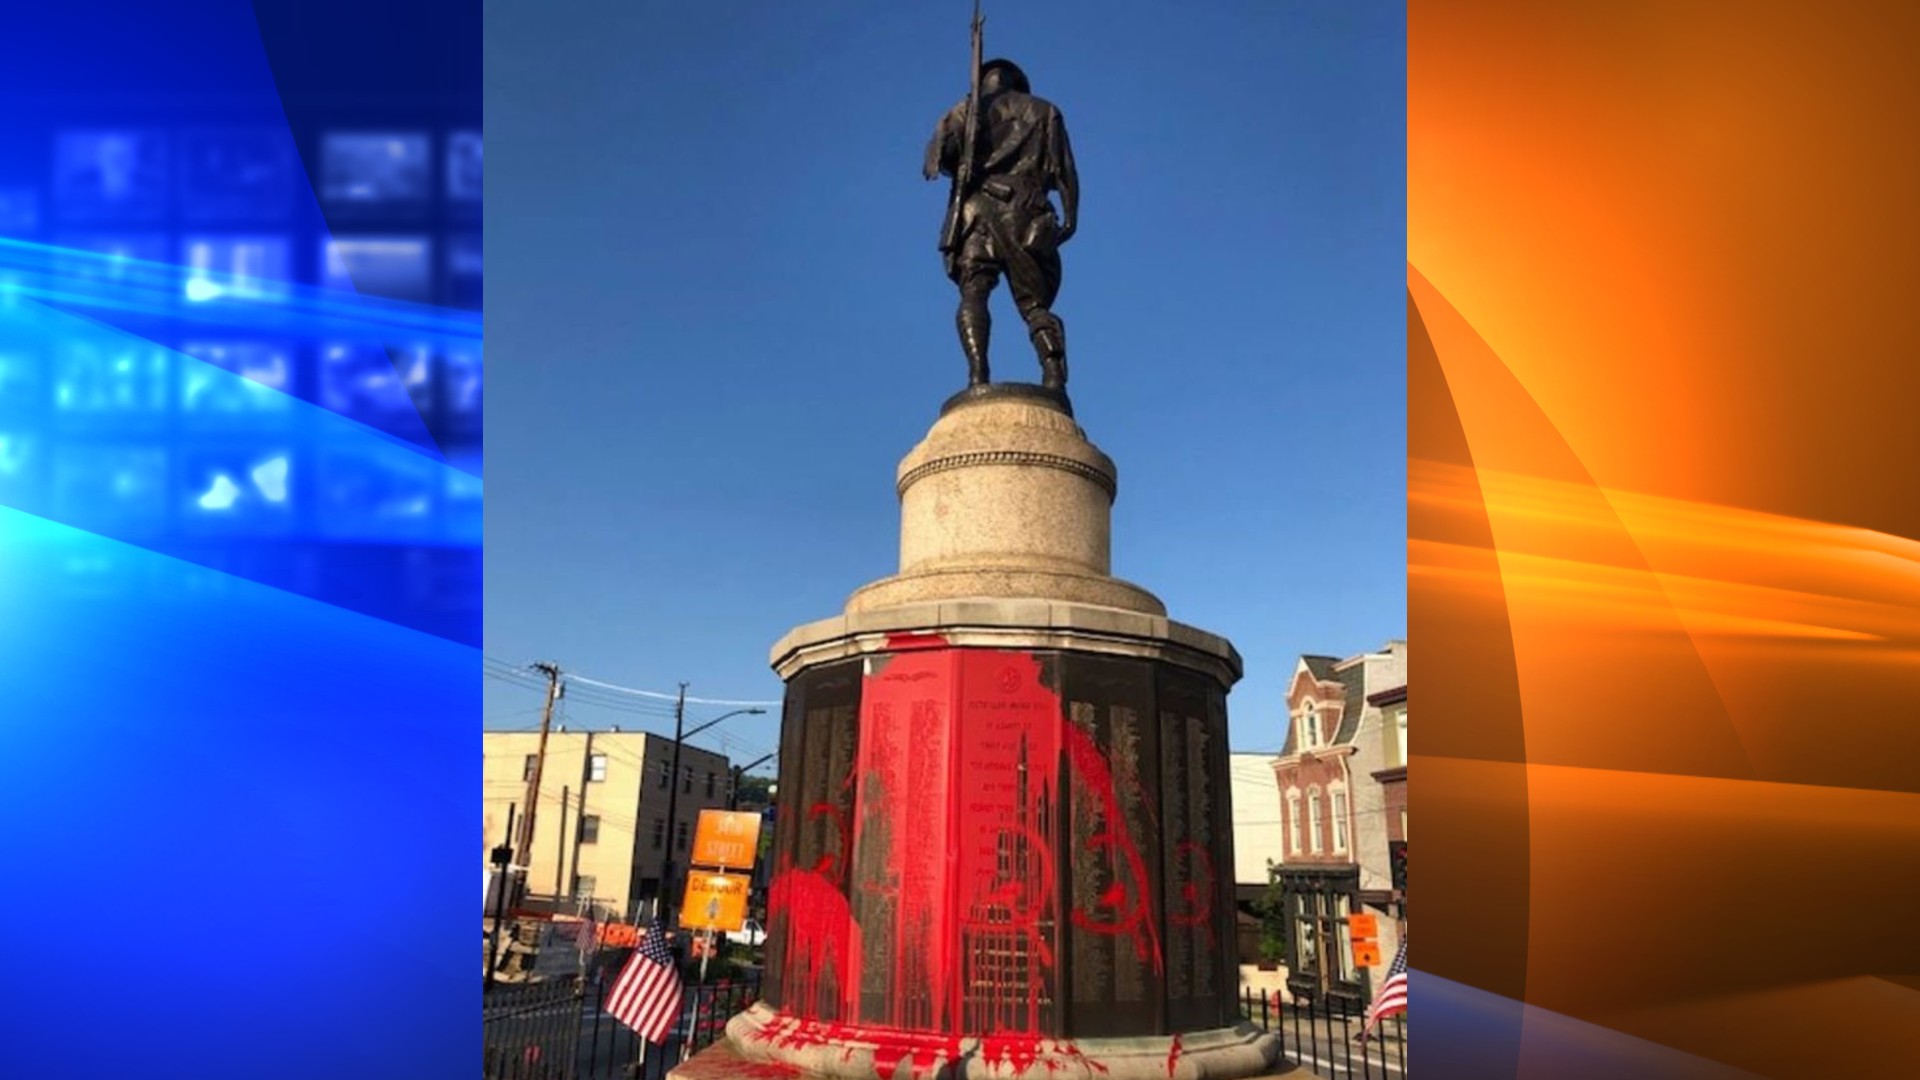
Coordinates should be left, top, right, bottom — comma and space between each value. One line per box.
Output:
606, 921, 684, 1045
572, 910, 599, 957
1357, 937, 1408, 1042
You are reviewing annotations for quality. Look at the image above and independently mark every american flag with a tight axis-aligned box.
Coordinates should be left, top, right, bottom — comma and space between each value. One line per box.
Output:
606, 921, 683, 1045
1358, 937, 1408, 1042
571, 910, 599, 957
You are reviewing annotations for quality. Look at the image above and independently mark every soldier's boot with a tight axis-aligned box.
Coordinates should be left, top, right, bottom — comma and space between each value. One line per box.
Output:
958, 306, 991, 386
1032, 323, 1067, 391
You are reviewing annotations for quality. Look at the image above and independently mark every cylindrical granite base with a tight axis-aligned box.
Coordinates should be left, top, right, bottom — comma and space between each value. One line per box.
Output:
725, 602, 1280, 1080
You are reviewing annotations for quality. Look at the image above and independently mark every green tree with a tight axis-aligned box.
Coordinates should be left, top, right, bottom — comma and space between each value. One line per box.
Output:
1252, 860, 1287, 965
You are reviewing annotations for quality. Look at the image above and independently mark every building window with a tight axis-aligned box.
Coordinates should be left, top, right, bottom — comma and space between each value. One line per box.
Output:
573, 875, 596, 900
1331, 786, 1349, 854
1396, 708, 1408, 766
1293, 893, 1319, 973
682, 766, 692, 793
1308, 786, 1324, 854
650, 818, 664, 850
1286, 788, 1302, 854
657, 762, 670, 789
1300, 700, 1320, 749
580, 815, 600, 844
588, 754, 607, 782
676, 820, 690, 850
705, 771, 716, 797
523, 754, 538, 781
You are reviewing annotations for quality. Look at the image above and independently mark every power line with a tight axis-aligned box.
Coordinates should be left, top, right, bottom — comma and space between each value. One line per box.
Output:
565, 672, 779, 708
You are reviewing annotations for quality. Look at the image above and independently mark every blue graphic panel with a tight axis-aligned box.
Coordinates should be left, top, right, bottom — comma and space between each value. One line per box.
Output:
0, 1, 478, 1075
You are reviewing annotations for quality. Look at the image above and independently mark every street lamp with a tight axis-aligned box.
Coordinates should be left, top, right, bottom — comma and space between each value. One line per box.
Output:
660, 697, 766, 926
729, 751, 777, 811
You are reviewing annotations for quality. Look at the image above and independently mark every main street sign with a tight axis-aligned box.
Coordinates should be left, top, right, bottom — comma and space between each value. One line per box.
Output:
690, 809, 763, 869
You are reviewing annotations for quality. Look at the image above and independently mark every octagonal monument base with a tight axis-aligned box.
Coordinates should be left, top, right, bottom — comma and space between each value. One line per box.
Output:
680, 388, 1288, 1080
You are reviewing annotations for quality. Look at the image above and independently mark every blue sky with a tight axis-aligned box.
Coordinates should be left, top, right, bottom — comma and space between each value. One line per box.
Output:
484, 1, 1405, 767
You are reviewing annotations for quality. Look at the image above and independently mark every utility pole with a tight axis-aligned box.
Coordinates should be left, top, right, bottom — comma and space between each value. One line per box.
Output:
485, 802, 517, 991
555, 786, 569, 897
516, 661, 563, 888
660, 683, 689, 928
658, 691, 767, 928
570, 729, 595, 907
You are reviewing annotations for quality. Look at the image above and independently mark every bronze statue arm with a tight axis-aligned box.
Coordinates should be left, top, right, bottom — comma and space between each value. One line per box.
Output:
1051, 110, 1080, 242
922, 100, 969, 181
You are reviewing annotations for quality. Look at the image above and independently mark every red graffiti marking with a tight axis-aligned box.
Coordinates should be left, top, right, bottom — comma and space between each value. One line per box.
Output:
1063, 721, 1162, 972
1167, 1032, 1183, 1078
1169, 840, 1219, 950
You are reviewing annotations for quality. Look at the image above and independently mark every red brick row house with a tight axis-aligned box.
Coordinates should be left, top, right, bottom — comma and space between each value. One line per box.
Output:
1270, 640, 1406, 1008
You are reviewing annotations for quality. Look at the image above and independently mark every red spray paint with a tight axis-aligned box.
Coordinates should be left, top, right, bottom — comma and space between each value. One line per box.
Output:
762, 644, 1189, 1077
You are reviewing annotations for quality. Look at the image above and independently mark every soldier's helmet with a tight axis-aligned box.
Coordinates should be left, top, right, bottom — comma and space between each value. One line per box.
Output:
980, 58, 1031, 96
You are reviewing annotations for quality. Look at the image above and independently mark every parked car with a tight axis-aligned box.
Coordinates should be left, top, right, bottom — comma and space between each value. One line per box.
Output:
724, 918, 765, 947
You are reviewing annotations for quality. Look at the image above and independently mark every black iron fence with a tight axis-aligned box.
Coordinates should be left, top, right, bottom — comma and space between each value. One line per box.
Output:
1241, 986, 1407, 1080
481, 961, 763, 1080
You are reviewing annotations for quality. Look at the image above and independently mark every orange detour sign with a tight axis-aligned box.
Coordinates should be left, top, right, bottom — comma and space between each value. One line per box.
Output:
690, 810, 763, 869
1346, 913, 1379, 941
1352, 938, 1383, 969
679, 871, 751, 932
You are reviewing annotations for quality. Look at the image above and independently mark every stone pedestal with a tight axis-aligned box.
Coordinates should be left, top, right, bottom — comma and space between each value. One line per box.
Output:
719, 388, 1284, 1080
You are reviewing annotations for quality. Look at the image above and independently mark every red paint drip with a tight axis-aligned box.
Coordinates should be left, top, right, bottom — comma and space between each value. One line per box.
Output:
1167, 1032, 1183, 1078
767, 863, 861, 1020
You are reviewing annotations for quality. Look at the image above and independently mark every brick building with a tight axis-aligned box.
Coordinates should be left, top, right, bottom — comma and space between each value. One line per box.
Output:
1270, 640, 1405, 1007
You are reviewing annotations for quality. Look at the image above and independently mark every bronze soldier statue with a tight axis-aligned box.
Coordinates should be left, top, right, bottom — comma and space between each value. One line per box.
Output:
924, 58, 1079, 392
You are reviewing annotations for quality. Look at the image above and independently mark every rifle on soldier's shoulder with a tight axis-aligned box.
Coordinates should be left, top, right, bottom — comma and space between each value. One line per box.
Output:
939, 0, 985, 254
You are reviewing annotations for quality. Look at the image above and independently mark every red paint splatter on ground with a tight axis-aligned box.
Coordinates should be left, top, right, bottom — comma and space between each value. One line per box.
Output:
1167, 1032, 1183, 1077
748, 1014, 1118, 1080
748, 1014, 963, 1079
